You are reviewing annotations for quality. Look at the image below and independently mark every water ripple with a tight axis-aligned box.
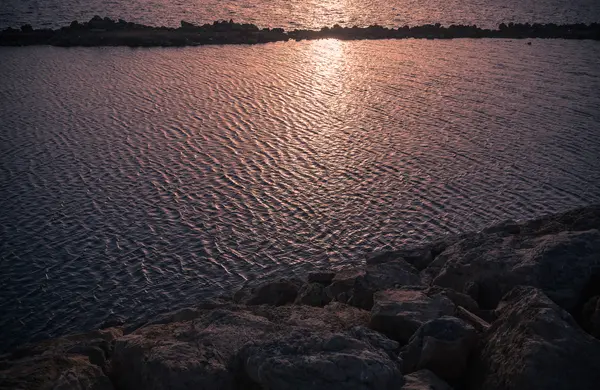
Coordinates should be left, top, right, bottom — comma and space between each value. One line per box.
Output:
1, 39, 600, 350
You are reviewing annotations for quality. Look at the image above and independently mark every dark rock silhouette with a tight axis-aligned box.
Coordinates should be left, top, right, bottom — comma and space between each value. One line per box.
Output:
1, 17, 599, 46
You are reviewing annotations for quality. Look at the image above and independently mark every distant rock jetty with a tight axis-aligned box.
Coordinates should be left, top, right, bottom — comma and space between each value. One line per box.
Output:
1, 204, 600, 389
2, 16, 600, 47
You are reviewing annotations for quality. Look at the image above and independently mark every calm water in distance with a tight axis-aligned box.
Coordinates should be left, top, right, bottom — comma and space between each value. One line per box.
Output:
1, 39, 600, 349
1, 0, 600, 29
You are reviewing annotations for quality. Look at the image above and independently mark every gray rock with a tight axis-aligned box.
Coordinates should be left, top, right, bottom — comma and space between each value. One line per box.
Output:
238, 329, 405, 390
370, 289, 455, 344
470, 286, 600, 390
295, 282, 331, 307
425, 229, 600, 311
402, 369, 453, 390
326, 260, 422, 310
233, 278, 302, 306
400, 316, 477, 381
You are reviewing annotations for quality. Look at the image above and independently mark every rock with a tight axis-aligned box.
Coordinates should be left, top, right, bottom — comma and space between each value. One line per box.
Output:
425, 229, 600, 311
426, 286, 479, 313
367, 246, 434, 271
307, 270, 336, 285
400, 316, 478, 382
237, 329, 405, 390
295, 282, 331, 307
470, 286, 600, 390
233, 278, 302, 306
111, 309, 277, 390
0, 329, 120, 390
110, 303, 372, 390
180, 20, 199, 30
348, 326, 400, 359
455, 306, 490, 332
249, 302, 371, 332
370, 289, 455, 344
326, 260, 422, 310
402, 369, 453, 390
582, 295, 600, 338
20, 24, 33, 33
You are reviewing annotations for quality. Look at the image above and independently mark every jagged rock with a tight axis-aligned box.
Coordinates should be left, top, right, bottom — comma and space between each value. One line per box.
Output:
582, 295, 600, 338
307, 270, 336, 285
400, 316, 478, 381
370, 289, 455, 344
425, 229, 600, 311
233, 278, 302, 305
237, 329, 405, 390
0, 329, 120, 390
325, 260, 422, 310
469, 286, 600, 390
295, 282, 331, 307
402, 369, 453, 390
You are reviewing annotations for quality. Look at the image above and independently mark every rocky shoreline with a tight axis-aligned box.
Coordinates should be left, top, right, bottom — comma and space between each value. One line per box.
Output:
2, 204, 600, 389
1, 16, 600, 47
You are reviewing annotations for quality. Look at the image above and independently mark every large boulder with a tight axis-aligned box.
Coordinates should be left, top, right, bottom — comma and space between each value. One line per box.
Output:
111, 309, 276, 390
370, 289, 455, 344
402, 369, 452, 390
0, 328, 120, 390
237, 329, 405, 390
400, 316, 478, 382
233, 278, 302, 306
425, 229, 600, 311
326, 260, 422, 310
469, 286, 600, 390
110, 303, 371, 390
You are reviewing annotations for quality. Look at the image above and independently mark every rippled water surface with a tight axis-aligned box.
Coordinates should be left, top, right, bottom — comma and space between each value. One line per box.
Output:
1, 39, 600, 350
1, 0, 600, 29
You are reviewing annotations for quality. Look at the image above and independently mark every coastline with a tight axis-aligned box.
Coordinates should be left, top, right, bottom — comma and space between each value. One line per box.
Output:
1, 16, 600, 47
1, 204, 599, 389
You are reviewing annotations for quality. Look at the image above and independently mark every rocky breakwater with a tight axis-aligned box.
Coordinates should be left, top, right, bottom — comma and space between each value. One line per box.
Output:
1, 16, 600, 47
2, 204, 600, 390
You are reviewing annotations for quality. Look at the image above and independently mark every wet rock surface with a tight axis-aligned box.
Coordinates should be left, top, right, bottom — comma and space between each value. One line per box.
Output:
1, 17, 599, 47
2, 205, 600, 389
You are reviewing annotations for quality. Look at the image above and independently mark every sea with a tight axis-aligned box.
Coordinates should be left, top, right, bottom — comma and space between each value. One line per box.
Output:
1, 0, 600, 351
